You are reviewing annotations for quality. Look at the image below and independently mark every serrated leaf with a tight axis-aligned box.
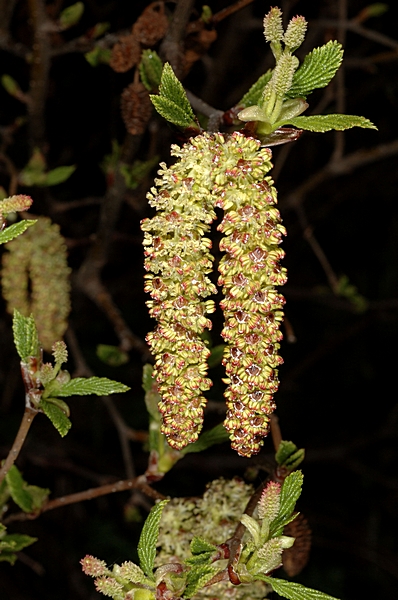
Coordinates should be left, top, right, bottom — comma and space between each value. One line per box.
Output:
40, 400, 72, 437
139, 50, 163, 91
259, 576, 340, 600
150, 95, 195, 128
159, 63, 195, 119
43, 165, 76, 186
12, 310, 40, 361
5, 466, 34, 512
59, 2, 84, 30
181, 423, 229, 455
190, 537, 217, 555
1, 533, 37, 553
239, 71, 272, 107
137, 499, 169, 579
185, 552, 213, 566
184, 564, 221, 598
269, 512, 299, 537
150, 63, 196, 127
275, 441, 298, 466
287, 41, 344, 98
269, 471, 303, 536
120, 156, 159, 190
96, 344, 129, 367
56, 377, 130, 397
0, 219, 36, 245
284, 449, 305, 471
287, 114, 377, 132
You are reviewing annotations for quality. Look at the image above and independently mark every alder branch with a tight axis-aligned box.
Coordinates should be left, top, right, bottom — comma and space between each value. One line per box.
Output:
0, 406, 38, 484
4, 476, 166, 523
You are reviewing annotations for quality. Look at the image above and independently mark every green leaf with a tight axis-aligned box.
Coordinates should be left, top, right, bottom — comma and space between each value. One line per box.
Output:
0, 219, 36, 245
259, 576, 340, 600
287, 114, 377, 132
12, 310, 40, 361
40, 400, 72, 437
185, 552, 213, 566
190, 537, 217, 555
85, 46, 111, 67
139, 49, 163, 91
96, 344, 129, 367
150, 63, 196, 127
276, 441, 298, 465
1, 74, 24, 100
150, 95, 195, 128
137, 499, 169, 579
0, 532, 37, 563
184, 564, 221, 598
269, 471, 303, 536
5, 466, 34, 512
43, 165, 76, 186
56, 377, 130, 397
59, 2, 84, 30
287, 41, 344, 98
239, 70, 272, 107
181, 423, 229, 455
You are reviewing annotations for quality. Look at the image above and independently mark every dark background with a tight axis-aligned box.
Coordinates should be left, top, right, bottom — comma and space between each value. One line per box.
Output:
1, 0, 397, 598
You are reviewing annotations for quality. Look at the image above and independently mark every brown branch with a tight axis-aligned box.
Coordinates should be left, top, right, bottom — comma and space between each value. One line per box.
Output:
316, 18, 398, 51
282, 139, 398, 211
211, 0, 255, 25
27, 0, 51, 151
4, 476, 166, 523
160, 0, 196, 77
0, 406, 38, 484
185, 90, 224, 132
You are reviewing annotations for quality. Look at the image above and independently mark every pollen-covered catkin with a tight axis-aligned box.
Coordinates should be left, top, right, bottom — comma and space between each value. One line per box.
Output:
215, 134, 287, 457
142, 132, 286, 454
141, 134, 218, 449
1, 217, 71, 351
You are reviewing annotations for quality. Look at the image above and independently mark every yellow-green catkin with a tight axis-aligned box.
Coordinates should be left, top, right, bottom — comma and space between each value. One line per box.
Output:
142, 132, 286, 455
1, 217, 71, 351
216, 135, 286, 457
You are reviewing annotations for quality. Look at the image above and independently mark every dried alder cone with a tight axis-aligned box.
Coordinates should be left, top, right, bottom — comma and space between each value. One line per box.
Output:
142, 132, 286, 456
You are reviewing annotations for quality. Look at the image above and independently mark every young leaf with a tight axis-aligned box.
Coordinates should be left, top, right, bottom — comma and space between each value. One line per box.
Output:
5, 466, 34, 512
56, 377, 130, 397
150, 95, 195, 128
96, 344, 129, 367
190, 537, 217, 555
137, 499, 169, 579
40, 400, 72, 437
185, 552, 213, 566
180, 423, 229, 455
259, 576, 340, 600
207, 344, 225, 369
238, 70, 272, 107
12, 310, 40, 361
184, 564, 221, 598
150, 63, 196, 127
0, 533, 37, 564
269, 471, 303, 535
287, 41, 344, 98
59, 2, 84, 30
0, 220, 36, 245
43, 165, 76, 186
5, 466, 49, 513
85, 47, 111, 67
139, 50, 163, 91
287, 114, 377, 132
142, 363, 155, 394
276, 441, 298, 465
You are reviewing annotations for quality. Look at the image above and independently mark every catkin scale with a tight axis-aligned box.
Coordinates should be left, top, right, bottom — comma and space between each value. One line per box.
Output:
142, 132, 286, 455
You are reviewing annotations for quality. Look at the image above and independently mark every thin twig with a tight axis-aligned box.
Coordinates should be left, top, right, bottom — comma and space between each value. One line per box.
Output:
4, 477, 166, 523
211, 0, 255, 25
185, 90, 224, 132
315, 18, 398, 51
0, 406, 38, 484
